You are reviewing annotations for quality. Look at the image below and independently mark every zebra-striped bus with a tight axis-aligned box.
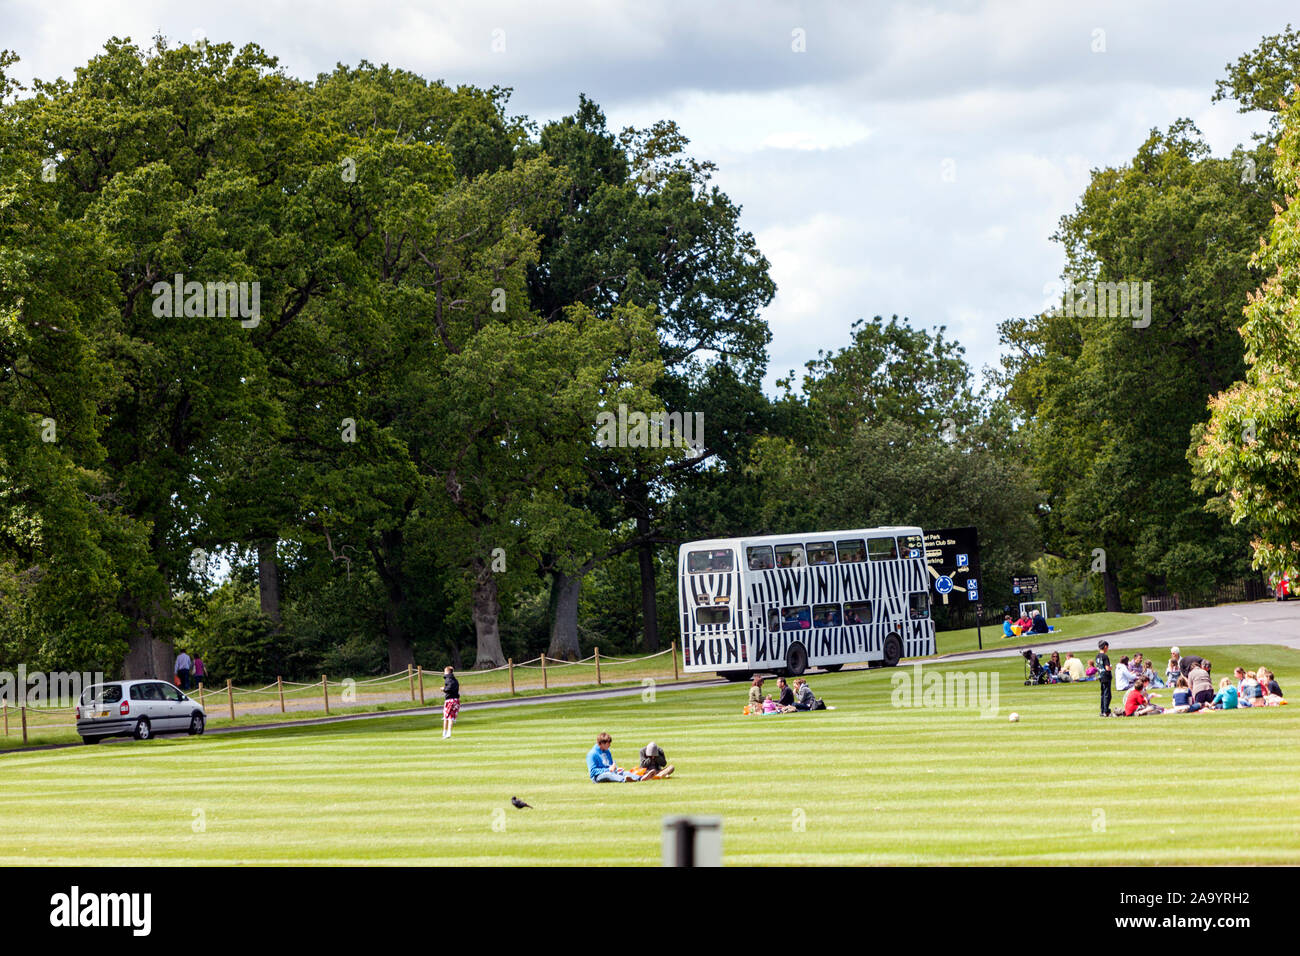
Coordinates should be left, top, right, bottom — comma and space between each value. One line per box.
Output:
677, 527, 936, 679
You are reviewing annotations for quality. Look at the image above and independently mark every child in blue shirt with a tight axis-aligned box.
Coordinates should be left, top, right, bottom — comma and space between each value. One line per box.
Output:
1209, 678, 1238, 710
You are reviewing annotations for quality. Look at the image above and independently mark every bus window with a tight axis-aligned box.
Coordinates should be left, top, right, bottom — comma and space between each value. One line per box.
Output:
775, 544, 806, 569
813, 603, 842, 627
806, 541, 837, 565
781, 606, 811, 631
747, 546, 774, 571
688, 549, 734, 573
909, 592, 930, 620
837, 539, 866, 563
899, 533, 924, 559
867, 537, 898, 562
844, 601, 872, 625
767, 609, 781, 632
696, 607, 731, 626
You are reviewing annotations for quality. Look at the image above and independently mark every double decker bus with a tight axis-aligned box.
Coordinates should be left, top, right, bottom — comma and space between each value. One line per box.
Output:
677, 526, 935, 679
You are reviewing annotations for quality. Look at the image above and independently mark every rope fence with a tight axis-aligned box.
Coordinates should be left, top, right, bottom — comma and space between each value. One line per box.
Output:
1, 644, 686, 744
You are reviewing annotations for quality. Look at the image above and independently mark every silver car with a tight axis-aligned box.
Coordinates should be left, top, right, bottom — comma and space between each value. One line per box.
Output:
76, 680, 207, 744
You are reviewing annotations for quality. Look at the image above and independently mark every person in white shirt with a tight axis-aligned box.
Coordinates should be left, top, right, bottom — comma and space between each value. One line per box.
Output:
175, 650, 193, 691
1114, 656, 1135, 692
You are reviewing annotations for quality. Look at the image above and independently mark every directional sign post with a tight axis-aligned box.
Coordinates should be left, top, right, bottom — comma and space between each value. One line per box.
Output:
924, 526, 983, 650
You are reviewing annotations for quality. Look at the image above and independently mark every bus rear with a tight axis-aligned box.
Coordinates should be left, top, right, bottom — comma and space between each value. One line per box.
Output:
677, 539, 750, 677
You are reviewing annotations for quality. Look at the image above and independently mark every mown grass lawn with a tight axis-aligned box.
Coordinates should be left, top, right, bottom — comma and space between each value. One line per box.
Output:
932, 611, 1151, 655
1, 642, 1296, 866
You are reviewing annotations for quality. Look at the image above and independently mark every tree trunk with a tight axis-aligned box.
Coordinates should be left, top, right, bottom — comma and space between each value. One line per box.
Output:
1103, 566, 1123, 613
636, 515, 660, 651
258, 537, 281, 628
119, 594, 173, 680
547, 570, 582, 660
472, 561, 506, 668
384, 582, 414, 673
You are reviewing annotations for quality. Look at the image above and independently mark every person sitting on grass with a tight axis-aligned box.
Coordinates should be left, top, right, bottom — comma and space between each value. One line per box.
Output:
1189, 661, 1215, 706
632, 742, 674, 780
1165, 656, 1181, 688
1062, 652, 1086, 682
1084, 660, 1098, 680
1115, 656, 1136, 692
792, 677, 818, 711
761, 695, 781, 714
1015, 613, 1034, 635
1235, 668, 1262, 707
1258, 667, 1284, 704
1208, 677, 1238, 711
1142, 661, 1165, 689
1002, 615, 1016, 639
587, 732, 652, 782
1165, 675, 1199, 713
1046, 651, 1062, 678
1031, 611, 1050, 634
776, 677, 796, 712
1123, 676, 1162, 716
747, 675, 764, 715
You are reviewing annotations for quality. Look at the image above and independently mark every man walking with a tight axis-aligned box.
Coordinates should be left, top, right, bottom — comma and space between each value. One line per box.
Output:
175, 648, 192, 691
442, 666, 460, 738
1095, 640, 1113, 717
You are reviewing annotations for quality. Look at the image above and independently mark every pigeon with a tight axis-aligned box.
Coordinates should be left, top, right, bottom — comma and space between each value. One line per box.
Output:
511, 796, 532, 809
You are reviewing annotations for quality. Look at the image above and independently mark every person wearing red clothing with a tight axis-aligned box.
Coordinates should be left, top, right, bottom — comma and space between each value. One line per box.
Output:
1123, 677, 1161, 716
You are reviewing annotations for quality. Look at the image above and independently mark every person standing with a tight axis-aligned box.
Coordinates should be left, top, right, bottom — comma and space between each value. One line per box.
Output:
193, 655, 206, 689
1095, 640, 1113, 717
175, 649, 192, 691
441, 666, 460, 738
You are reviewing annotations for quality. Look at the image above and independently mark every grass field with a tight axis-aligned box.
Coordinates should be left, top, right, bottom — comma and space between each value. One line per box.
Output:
1, 642, 1297, 865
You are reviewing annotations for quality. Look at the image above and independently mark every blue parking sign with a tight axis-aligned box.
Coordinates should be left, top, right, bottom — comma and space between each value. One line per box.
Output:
956, 553, 968, 568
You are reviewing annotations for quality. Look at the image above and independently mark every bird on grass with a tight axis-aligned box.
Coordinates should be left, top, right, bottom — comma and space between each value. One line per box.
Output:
511, 796, 532, 809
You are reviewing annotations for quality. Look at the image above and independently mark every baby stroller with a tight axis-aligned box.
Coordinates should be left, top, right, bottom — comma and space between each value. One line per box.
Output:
1022, 649, 1050, 685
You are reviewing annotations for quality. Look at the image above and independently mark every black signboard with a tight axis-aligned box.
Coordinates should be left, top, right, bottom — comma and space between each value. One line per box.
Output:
923, 526, 981, 605
1011, 575, 1039, 596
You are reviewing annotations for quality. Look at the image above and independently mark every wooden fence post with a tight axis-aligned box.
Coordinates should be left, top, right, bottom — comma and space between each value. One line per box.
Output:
541, 653, 548, 690
672, 641, 679, 680
277, 676, 285, 713
226, 680, 235, 721
408, 664, 416, 702
322, 675, 329, 715
197, 682, 205, 710
508, 659, 515, 695
595, 646, 601, 685
21, 705, 27, 744
417, 666, 425, 706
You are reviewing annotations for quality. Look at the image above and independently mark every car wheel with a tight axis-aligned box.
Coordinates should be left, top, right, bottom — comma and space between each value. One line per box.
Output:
882, 634, 903, 668
785, 642, 808, 676
133, 718, 151, 741
81, 736, 101, 745
822, 663, 844, 673
188, 713, 205, 736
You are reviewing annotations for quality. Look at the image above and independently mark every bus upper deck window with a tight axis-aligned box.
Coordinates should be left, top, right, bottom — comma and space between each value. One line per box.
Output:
899, 534, 924, 559
837, 539, 866, 563
688, 549, 734, 573
806, 542, 836, 565
747, 546, 774, 570
909, 592, 930, 619
775, 545, 805, 568
867, 537, 898, 561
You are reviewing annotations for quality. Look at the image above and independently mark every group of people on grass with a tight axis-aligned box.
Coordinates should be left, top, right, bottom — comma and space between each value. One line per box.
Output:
1095, 642, 1286, 717
743, 675, 824, 714
586, 733, 676, 782
1003, 612, 1050, 638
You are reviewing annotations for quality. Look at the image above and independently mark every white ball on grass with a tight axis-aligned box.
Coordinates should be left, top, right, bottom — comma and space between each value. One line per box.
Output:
1009, 712, 1020, 723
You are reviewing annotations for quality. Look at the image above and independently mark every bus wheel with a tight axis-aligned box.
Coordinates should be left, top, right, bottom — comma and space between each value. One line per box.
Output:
785, 643, 808, 677
719, 670, 753, 682
822, 663, 843, 673
882, 634, 903, 667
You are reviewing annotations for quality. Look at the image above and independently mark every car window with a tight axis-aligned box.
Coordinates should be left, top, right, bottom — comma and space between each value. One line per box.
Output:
82, 685, 123, 705
160, 684, 185, 701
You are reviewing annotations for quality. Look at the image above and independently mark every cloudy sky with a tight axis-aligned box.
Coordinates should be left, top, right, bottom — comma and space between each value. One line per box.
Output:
3, 0, 1291, 390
